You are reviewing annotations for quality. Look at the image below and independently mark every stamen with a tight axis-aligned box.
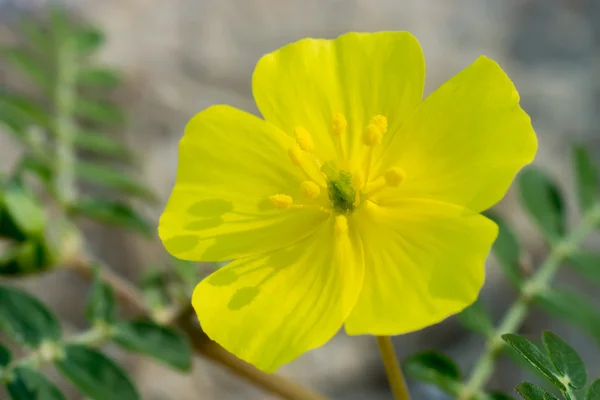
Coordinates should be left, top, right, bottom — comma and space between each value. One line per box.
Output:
294, 126, 314, 152
331, 113, 347, 166
334, 215, 348, 235
370, 115, 388, 135
301, 181, 321, 199
384, 167, 405, 187
269, 194, 293, 209
288, 145, 325, 187
291, 204, 331, 213
363, 124, 383, 147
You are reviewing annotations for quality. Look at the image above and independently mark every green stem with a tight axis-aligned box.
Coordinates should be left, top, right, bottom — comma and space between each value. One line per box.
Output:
376, 336, 411, 400
460, 203, 600, 400
53, 33, 78, 206
0, 324, 112, 384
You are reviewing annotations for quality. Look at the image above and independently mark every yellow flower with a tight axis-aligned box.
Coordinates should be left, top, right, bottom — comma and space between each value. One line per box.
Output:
158, 32, 537, 372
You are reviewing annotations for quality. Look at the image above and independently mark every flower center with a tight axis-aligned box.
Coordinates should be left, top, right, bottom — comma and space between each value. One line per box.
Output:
268, 113, 405, 218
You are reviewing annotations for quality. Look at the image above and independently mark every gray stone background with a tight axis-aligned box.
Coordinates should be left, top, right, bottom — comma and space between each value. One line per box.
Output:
1, 0, 599, 399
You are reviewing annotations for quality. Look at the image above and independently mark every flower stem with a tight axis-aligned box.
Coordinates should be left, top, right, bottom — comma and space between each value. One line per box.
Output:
460, 203, 600, 400
376, 335, 411, 400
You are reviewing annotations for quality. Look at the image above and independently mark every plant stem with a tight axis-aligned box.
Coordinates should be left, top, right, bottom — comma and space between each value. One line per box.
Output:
460, 203, 600, 400
53, 29, 77, 206
376, 336, 411, 400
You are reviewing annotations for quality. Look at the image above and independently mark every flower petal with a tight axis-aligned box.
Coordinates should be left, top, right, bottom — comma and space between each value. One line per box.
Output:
344, 199, 498, 336
159, 105, 328, 262
193, 216, 364, 372
374, 56, 537, 212
252, 32, 425, 167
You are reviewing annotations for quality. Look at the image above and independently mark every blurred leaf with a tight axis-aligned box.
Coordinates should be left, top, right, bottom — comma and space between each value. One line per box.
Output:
77, 68, 122, 89
518, 167, 565, 243
0, 240, 53, 276
1, 48, 50, 92
73, 131, 131, 159
542, 331, 586, 389
485, 211, 523, 286
404, 351, 461, 395
55, 345, 139, 400
568, 252, 600, 286
516, 382, 560, 400
0, 206, 28, 241
75, 100, 126, 125
2, 179, 45, 237
172, 258, 200, 290
74, 26, 105, 55
18, 18, 51, 51
113, 320, 192, 371
537, 288, 600, 343
587, 379, 600, 400
85, 265, 116, 324
18, 156, 53, 186
0, 341, 11, 366
0, 285, 61, 347
572, 145, 599, 213
76, 162, 155, 201
0, 92, 50, 129
70, 198, 152, 236
501, 334, 564, 390
457, 300, 494, 337
6, 367, 66, 400
139, 268, 169, 310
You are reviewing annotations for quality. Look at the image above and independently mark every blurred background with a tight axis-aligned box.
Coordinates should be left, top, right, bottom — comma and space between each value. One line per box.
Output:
1, 0, 599, 399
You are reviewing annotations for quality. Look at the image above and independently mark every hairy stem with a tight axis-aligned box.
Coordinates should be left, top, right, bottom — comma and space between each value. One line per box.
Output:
460, 203, 600, 399
376, 336, 411, 400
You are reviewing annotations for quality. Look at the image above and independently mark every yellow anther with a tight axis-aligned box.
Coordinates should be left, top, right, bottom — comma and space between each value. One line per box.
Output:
334, 215, 348, 235
363, 124, 383, 146
294, 126, 314, 152
370, 114, 388, 134
288, 145, 303, 166
269, 194, 293, 209
384, 168, 405, 187
301, 181, 321, 199
331, 113, 347, 136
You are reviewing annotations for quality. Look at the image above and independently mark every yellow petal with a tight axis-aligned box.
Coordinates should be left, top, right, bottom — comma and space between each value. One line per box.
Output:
158, 105, 328, 262
253, 32, 425, 168
344, 199, 498, 335
193, 216, 364, 372
374, 56, 537, 212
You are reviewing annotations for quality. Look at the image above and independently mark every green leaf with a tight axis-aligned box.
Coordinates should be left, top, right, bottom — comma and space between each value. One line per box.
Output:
1, 48, 50, 92
488, 392, 517, 400
113, 320, 192, 371
85, 266, 116, 324
55, 345, 139, 400
537, 288, 600, 343
542, 331, 586, 389
18, 18, 51, 52
0, 341, 11, 366
0, 92, 50, 129
501, 334, 564, 390
70, 198, 152, 236
73, 131, 131, 159
74, 26, 105, 55
517, 167, 565, 243
0, 240, 53, 276
0, 285, 61, 347
6, 367, 66, 400
77, 68, 122, 89
75, 162, 156, 201
485, 211, 523, 285
568, 252, 600, 286
457, 300, 494, 337
404, 351, 461, 395
572, 145, 599, 212
516, 382, 560, 400
2, 180, 45, 236
586, 379, 600, 400
75, 100, 126, 125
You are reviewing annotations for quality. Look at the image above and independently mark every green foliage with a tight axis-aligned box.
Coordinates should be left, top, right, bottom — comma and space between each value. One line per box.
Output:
517, 167, 566, 243
404, 351, 462, 395
457, 300, 495, 338
6, 367, 66, 400
516, 382, 560, 400
587, 380, 600, 400
85, 266, 117, 324
572, 145, 600, 213
113, 320, 192, 371
485, 211, 524, 286
542, 332, 586, 389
